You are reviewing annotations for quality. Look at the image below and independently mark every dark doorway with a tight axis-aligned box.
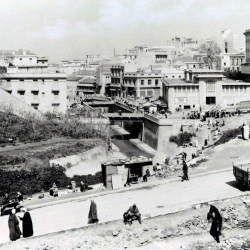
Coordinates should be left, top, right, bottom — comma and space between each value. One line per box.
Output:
184, 105, 191, 109
206, 97, 216, 105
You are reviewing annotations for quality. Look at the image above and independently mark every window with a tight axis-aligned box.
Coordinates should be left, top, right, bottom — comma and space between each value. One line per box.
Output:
155, 79, 158, 86
33, 79, 38, 81
19, 58, 22, 60
240, 86, 243, 92
141, 80, 144, 85
31, 104, 39, 110
29, 58, 32, 60
235, 85, 238, 92
147, 90, 153, 96
232, 59, 234, 66
179, 75, 181, 78
52, 104, 60, 107
52, 91, 59, 95
206, 80, 215, 93
224, 62, 226, 66
53, 79, 58, 81
172, 76, 175, 79
193, 105, 195, 108
148, 79, 151, 85
31, 91, 39, 95
19, 79, 24, 81
18, 90, 25, 95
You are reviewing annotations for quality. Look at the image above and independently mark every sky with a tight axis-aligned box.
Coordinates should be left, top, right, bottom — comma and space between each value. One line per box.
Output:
0, 0, 249, 62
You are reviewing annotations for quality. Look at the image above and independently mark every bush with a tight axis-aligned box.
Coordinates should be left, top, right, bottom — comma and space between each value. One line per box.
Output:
0, 167, 103, 196
169, 132, 196, 147
214, 127, 242, 146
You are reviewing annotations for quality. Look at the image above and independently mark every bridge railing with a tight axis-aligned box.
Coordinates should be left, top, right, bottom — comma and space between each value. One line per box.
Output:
115, 101, 135, 113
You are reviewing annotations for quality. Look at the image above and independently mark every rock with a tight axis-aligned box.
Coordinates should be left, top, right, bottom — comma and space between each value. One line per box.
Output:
154, 226, 158, 230
134, 234, 140, 238
143, 227, 149, 231
128, 232, 132, 237
124, 243, 129, 249
112, 231, 119, 237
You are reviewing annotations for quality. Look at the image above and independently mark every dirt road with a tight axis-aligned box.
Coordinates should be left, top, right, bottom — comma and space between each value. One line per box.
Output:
0, 170, 246, 245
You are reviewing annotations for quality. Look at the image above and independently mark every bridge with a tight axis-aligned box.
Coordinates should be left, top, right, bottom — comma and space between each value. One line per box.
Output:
102, 112, 144, 122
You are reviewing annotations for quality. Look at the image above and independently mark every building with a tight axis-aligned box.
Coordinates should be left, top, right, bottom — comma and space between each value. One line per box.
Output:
241, 29, 250, 80
76, 78, 96, 97
0, 73, 67, 113
0, 49, 49, 73
221, 53, 245, 71
221, 30, 244, 54
162, 68, 250, 111
107, 64, 124, 97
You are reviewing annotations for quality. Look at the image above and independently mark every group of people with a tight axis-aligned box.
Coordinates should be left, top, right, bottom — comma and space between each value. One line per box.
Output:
8, 207, 33, 242
49, 183, 58, 197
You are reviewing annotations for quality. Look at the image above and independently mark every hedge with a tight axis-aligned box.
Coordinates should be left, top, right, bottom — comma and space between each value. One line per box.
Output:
0, 166, 103, 196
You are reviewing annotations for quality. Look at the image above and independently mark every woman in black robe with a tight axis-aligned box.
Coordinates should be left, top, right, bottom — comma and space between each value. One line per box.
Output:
88, 200, 99, 224
8, 209, 21, 241
19, 207, 33, 238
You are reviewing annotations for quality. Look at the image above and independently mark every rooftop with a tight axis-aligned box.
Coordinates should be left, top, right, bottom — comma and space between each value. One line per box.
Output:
161, 78, 195, 86
194, 74, 225, 78
0, 50, 36, 56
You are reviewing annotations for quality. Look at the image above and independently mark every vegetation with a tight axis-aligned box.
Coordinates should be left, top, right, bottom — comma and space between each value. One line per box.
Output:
214, 127, 242, 146
169, 132, 196, 147
0, 110, 110, 145
199, 40, 221, 70
0, 165, 103, 196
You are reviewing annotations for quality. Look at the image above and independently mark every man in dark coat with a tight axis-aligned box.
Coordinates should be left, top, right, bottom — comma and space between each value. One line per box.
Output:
8, 209, 21, 242
182, 160, 189, 181
19, 207, 33, 238
88, 200, 99, 224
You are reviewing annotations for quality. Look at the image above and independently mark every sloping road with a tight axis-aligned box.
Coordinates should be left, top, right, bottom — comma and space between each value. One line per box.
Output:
0, 170, 247, 245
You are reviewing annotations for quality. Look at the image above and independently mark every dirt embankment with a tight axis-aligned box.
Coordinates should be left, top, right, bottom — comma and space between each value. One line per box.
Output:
2, 195, 250, 250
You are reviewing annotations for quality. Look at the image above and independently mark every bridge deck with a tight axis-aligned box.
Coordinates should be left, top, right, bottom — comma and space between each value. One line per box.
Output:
111, 125, 130, 135
103, 113, 144, 119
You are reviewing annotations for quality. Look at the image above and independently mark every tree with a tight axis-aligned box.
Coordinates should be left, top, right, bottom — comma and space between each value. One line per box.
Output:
199, 40, 221, 70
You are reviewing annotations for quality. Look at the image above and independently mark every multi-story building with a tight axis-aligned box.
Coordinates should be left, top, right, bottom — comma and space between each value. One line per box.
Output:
162, 68, 250, 111
241, 29, 250, 80
107, 64, 124, 97
0, 49, 48, 73
0, 73, 67, 113
76, 78, 96, 97
221, 53, 245, 71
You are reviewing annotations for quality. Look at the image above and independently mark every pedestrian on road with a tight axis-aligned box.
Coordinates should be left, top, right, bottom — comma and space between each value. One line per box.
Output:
182, 160, 189, 182
143, 174, 147, 182
19, 207, 33, 238
182, 152, 187, 161
88, 200, 99, 224
8, 209, 21, 242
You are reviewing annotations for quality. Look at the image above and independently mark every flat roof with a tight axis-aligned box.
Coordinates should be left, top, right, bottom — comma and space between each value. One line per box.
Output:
195, 74, 225, 78
161, 78, 196, 86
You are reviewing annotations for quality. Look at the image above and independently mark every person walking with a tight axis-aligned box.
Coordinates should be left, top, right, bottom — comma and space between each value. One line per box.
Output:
19, 207, 33, 238
88, 200, 99, 224
182, 160, 189, 182
8, 209, 21, 242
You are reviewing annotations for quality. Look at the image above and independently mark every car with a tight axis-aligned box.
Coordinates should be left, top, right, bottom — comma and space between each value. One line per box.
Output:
0, 192, 22, 216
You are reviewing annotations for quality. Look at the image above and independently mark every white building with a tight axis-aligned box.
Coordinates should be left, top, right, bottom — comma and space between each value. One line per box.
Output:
1, 73, 67, 114
0, 49, 49, 73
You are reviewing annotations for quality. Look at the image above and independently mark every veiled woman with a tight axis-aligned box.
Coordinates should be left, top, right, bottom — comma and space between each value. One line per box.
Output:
8, 209, 21, 242
19, 207, 33, 238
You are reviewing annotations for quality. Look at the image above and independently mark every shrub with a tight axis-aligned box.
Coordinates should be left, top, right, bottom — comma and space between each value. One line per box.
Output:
169, 132, 196, 147
214, 127, 241, 146
0, 167, 103, 196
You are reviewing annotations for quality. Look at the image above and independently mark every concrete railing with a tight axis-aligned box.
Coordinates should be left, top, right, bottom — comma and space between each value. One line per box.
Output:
144, 113, 173, 126
115, 101, 135, 113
